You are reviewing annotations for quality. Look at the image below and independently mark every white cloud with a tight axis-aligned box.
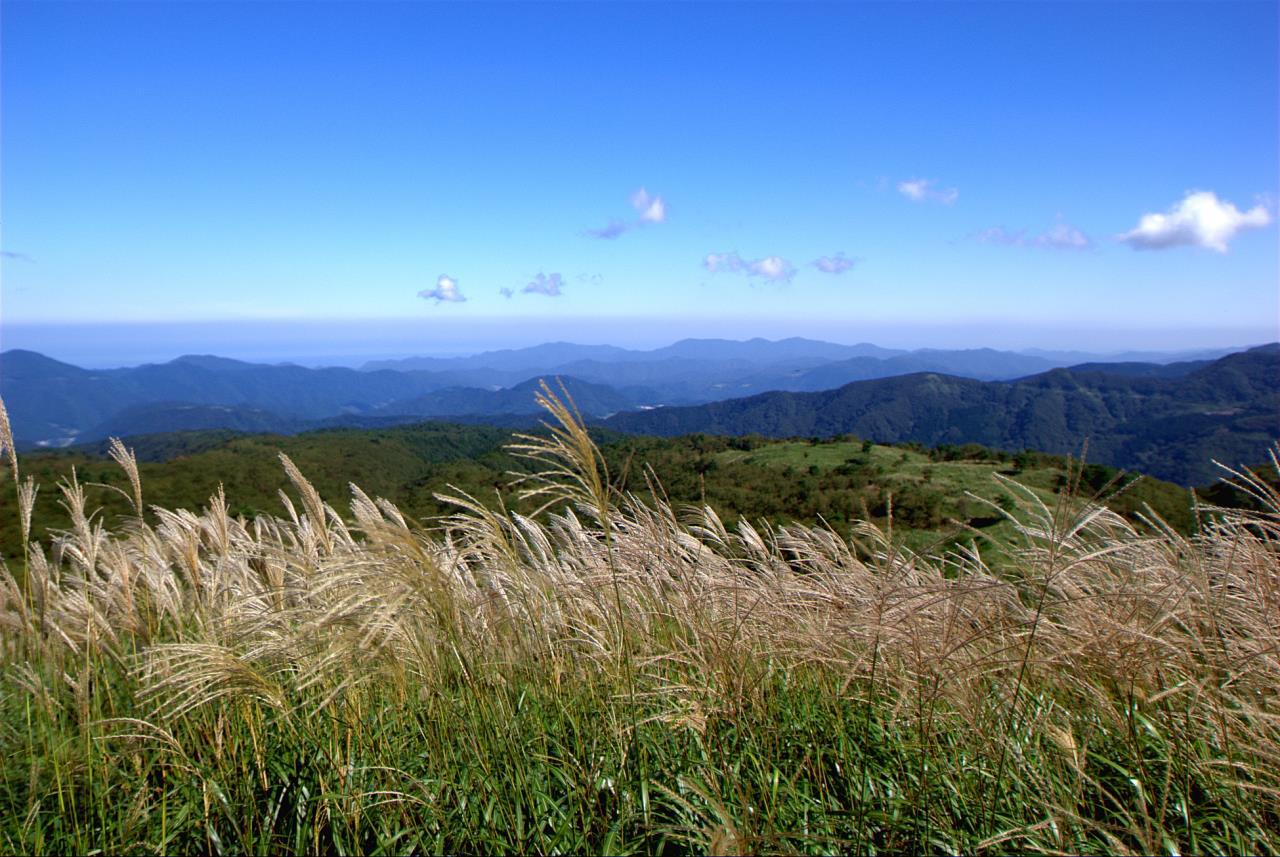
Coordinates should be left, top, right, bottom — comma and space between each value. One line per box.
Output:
898, 179, 928, 201
1119, 190, 1271, 252
897, 178, 958, 205
418, 274, 466, 303
812, 252, 858, 274
639, 197, 666, 223
628, 187, 667, 222
750, 255, 795, 281
703, 251, 796, 283
630, 186, 667, 221
977, 219, 1091, 250
499, 287, 514, 299
585, 187, 668, 238
522, 272, 565, 297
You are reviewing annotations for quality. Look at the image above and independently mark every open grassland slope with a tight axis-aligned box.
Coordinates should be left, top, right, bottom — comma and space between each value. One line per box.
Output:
1, 391, 1278, 854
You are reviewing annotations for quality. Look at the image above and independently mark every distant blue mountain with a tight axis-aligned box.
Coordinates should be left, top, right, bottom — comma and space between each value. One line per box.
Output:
0, 349, 447, 446
3, 339, 1269, 459
361, 342, 636, 372
73, 376, 633, 444
362, 337, 906, 373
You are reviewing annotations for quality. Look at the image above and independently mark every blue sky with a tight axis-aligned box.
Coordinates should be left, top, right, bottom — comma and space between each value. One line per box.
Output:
2, 0, 1277, 363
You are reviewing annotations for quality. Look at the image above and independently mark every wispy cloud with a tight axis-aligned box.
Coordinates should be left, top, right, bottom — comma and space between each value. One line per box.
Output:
584, 220, 630, 240
976, 227, 1026, 246
1118, 191, 1271, 252
897, 178, 959, 205
977, 219, 1091, 250
1037, 221, 1091, 249
812, 252, 858, 274
523, 272, 565, 297
504, 272, 590, 298
0, 251, 33, 262
704, 251, 797, 283
703, 252, 742, 274
418, 273, 466, 303
585, 187, 668, 238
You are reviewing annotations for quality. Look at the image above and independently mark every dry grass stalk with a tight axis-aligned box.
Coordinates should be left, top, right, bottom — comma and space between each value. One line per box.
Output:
0, 391, 1277, 845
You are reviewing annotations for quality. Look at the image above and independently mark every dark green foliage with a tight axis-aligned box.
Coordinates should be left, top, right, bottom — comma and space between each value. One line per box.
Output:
1198, 462, 1280, 513
606, 346, 1280, 485
0, 420, 1222, 562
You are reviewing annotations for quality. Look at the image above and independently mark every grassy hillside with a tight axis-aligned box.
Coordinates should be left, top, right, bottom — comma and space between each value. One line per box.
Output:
1, 392, 1277, 854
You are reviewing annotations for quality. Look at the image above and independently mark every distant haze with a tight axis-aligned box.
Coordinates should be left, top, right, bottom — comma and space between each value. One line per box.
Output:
1, 319, 1270, 369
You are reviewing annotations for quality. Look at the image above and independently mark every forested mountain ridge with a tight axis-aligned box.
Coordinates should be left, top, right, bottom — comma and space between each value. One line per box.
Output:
3, 341, 1273, 479
604, 345, 1280, 485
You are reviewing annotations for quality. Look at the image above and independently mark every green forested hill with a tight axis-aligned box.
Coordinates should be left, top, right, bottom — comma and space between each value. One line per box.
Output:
1, 418, 1216, 562
605, 345, 1280, 485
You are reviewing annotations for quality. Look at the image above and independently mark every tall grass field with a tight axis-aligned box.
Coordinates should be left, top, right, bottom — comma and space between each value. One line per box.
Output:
1, 389, 1277, 854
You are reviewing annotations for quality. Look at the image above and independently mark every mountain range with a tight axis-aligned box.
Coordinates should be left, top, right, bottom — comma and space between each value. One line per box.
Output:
1, 338, 1274, 484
